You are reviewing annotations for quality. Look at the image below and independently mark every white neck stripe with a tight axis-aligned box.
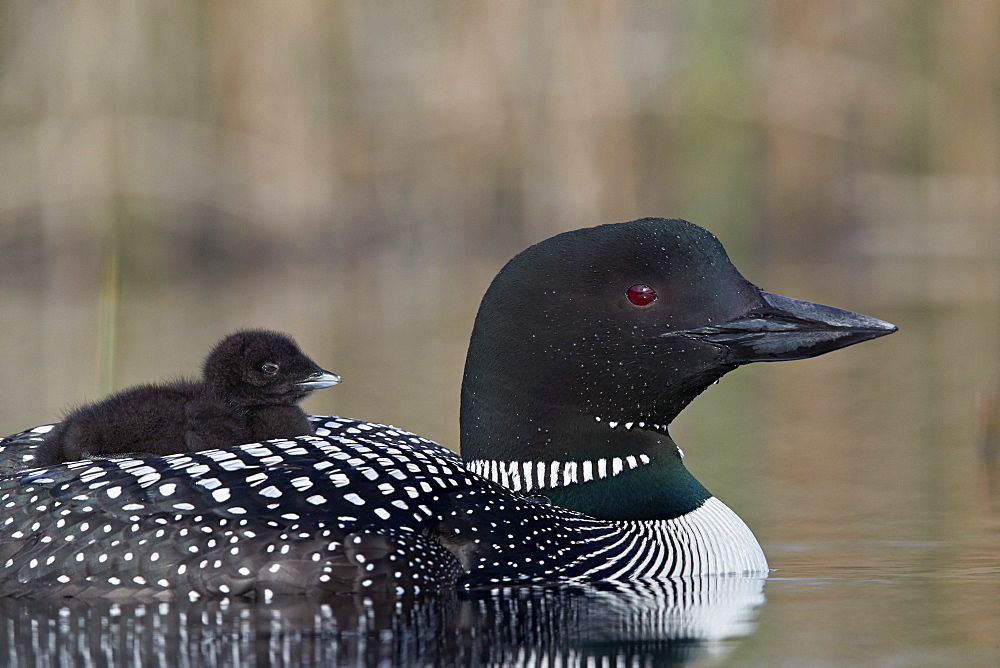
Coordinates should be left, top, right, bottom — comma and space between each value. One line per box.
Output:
466, 455, 652, 493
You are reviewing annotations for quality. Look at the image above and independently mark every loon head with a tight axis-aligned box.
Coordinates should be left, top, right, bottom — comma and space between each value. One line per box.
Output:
460, 218, 895, 520
202, 330, 340, 408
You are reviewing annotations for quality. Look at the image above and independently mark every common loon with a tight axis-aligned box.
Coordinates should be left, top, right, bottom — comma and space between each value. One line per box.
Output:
0, 218, 895, 600
34, 330, 340, 466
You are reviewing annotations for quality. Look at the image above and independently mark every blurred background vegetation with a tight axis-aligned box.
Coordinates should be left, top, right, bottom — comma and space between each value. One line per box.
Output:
1, 0, 997, 446
0, 1, 999, 658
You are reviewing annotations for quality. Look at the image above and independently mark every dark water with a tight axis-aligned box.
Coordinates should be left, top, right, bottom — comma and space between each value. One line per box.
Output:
2, 578, 766, 666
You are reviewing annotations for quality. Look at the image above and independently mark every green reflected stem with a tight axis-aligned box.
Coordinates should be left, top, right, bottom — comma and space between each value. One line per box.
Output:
97, 236, 120, 396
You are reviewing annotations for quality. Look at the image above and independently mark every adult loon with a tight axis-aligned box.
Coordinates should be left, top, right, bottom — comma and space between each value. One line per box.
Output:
0, 218, 895, 600
34, 330, 340, 466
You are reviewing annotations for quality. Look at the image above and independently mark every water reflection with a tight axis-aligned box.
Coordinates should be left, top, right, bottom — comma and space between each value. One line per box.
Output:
1, 576, 765, 666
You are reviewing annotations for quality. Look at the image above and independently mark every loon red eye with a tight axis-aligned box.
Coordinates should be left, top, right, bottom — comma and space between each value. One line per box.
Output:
626, 284, 657, 306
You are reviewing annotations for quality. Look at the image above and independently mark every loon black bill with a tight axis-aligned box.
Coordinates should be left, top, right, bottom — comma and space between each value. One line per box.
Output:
669, 290, 897, 363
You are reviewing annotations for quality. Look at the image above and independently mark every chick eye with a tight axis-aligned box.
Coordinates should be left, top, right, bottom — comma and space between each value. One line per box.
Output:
626, 284, 657, 306
260, 362, 279, 375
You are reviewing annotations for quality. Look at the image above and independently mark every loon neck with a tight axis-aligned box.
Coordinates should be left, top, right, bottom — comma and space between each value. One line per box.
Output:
539, 436, 711, 521
461, 402, 712, 521
459, 310, 735, 521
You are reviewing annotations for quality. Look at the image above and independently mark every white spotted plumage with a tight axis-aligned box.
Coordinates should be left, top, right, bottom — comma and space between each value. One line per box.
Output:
0, 415, 765, 599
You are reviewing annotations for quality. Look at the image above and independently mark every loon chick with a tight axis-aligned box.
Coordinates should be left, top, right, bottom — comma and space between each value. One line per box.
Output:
0, 219, 895, 599
34, 330, 340, 466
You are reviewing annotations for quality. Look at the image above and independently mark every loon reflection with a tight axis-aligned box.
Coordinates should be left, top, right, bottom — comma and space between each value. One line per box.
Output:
1, 575, 765, 665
